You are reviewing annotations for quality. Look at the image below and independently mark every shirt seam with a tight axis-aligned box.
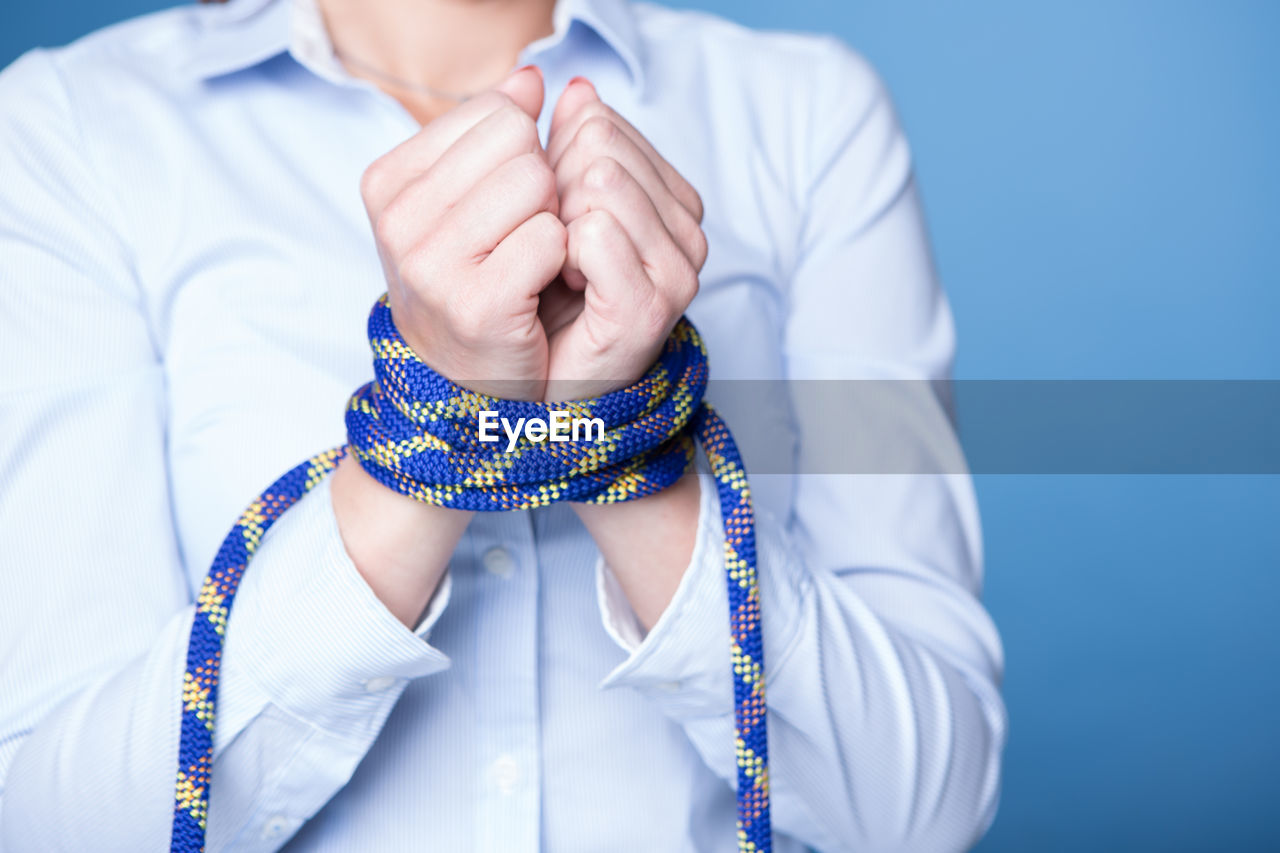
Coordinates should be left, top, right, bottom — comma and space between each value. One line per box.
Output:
42, 48, 154, 362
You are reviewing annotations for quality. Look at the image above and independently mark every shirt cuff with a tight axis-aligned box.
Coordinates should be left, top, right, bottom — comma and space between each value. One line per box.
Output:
217, 473, 452, 744
414, 569, 452, 639
595, 471, 811, 720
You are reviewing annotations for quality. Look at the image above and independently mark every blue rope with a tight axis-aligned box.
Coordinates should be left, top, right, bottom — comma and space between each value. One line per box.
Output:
170, 294, 772, 851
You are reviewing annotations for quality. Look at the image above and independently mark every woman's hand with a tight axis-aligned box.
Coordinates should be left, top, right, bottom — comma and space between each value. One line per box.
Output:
542, 78, 709, 630
360, 67, 708, 405
333, 65, 564, 628
540, 77, 708, 401
360, 65, 564, 401
337, 69, 708, 630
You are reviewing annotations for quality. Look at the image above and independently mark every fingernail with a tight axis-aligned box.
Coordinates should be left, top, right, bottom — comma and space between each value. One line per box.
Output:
568, 75, 593, 89
515, 63, 542, 77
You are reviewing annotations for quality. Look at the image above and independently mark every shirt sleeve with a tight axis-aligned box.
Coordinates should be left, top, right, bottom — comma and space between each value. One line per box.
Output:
591, 37, 1007, 853
0, 49, 451, 852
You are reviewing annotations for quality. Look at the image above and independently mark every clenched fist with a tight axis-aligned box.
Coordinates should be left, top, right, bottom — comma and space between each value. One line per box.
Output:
360, 65, 707, 403
361, 65, 564, 401
540, 75, 707, 400
339, 65, 706, 630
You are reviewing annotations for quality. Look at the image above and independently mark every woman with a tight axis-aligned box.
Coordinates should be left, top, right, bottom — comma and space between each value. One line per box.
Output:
0, 0, 1005, 849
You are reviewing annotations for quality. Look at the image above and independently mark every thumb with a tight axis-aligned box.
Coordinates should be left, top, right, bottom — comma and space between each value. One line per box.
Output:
549, 76, 600, 141
493, 64, 545, 122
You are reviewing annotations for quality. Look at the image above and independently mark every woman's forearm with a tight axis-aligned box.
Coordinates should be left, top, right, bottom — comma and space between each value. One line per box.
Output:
571, 471, 700, 632
329, 453, 472, 628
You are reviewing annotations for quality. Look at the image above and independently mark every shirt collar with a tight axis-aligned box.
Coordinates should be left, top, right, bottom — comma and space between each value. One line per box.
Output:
182, 0, 646, 92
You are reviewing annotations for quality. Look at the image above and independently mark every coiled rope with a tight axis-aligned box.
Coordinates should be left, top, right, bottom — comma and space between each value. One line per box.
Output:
170, 294, 771, 851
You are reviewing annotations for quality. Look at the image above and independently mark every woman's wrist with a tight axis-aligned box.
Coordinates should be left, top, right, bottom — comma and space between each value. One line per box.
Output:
571, 472, 700, 632
329, 453, 472, 628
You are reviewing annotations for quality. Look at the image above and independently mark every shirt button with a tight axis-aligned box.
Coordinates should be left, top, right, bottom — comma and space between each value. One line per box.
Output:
363, 676, 397, 693
260, 815, 290, 840
482, 546, 515, 578
490, 753, 520, 794
657, 680, 683, 692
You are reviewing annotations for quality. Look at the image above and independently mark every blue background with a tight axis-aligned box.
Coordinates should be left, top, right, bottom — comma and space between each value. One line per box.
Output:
4, 2, 1277, 850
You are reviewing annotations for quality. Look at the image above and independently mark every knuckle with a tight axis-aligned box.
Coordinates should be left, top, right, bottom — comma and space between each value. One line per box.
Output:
573, 209, 616, 244
474, 90, 514, 114
372, 200, 405, 250
512, 152, 557, 203
685, 184, 705, 224
372, 184, 426, 252
360, 158, 390, 206
578, 100, 611, 124
664, 204, 708, 271
496, 102, 539, 147
493, 100, 523, 127
478, 89, 512, 108
576, 114, 618, 153
532, 209, 569, 242
582, 156, 625, 192
372, 215, 396, 252
530, 213, 569, 267
662, 253, 700, 308
514, 118, 542, 152
684, 219, 709, 270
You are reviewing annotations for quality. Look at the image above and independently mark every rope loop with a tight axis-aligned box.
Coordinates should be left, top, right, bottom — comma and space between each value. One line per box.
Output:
347, 294, 704, 504
170, 294, 772, 852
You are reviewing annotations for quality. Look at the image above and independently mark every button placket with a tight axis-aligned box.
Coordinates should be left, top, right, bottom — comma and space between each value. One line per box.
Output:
471, 512, 542, 853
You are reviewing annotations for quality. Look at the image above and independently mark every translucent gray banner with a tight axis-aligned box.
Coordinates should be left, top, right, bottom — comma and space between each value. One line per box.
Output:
700, 380, 1280, 474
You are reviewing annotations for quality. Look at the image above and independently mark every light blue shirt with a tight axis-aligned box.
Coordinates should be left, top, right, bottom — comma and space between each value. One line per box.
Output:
0, 0, 1005, 850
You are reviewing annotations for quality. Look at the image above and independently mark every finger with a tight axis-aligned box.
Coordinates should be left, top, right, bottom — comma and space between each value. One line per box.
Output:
361, 65, 545, 219
566, 208, 656, 330
373, 102, 546, 255
548, 74, 601, 141
562, 156, 670, 270
547, 78, 703, 223
554, 122, 706, 270
481, 210, 568, 304
431, 151, 559, 262
492, 62, 546, 122
561, 156, 700, 308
